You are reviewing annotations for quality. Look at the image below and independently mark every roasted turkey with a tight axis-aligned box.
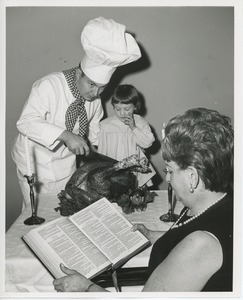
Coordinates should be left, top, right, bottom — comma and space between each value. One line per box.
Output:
55, 152, 156, 216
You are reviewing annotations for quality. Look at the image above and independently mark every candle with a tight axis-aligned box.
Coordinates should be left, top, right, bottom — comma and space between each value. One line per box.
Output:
24, 134, 32, 176
161, 123, 166, 140
136, 145, 140, 160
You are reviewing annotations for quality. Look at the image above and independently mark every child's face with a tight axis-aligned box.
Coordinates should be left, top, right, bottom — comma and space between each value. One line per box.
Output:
113, 103, 135, 123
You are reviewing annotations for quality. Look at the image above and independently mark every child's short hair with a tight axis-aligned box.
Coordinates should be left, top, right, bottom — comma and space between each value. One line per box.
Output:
111, 84, 140, 109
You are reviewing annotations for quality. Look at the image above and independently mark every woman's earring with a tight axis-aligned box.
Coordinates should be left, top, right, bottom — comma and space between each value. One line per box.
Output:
189, 185, 194, 193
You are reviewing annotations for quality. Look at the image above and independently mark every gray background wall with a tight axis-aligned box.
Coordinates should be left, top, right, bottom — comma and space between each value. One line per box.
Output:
6, 6, 234, 230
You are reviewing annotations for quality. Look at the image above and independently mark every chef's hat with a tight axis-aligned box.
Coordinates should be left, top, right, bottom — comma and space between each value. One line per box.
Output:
80, 17, 141, 85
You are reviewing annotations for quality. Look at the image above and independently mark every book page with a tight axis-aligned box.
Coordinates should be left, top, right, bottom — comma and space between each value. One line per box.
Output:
70, 198, 149, 265
23, 217, 111, 279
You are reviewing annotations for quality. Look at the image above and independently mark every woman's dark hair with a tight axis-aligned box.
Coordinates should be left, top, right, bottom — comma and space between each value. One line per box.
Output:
161, 107, 234, 192
111, 84, 140, 110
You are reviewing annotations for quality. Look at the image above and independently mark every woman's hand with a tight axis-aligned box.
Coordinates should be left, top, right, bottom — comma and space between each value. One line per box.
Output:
53, 264, 91, 292
132, 224, 165, 244
132, 224, 150, 239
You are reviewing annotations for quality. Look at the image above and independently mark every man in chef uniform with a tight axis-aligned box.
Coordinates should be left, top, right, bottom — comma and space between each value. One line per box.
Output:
12, 17, 141, 208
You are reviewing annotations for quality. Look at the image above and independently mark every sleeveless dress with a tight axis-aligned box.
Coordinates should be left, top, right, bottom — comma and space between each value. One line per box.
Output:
148, 193, 233, 291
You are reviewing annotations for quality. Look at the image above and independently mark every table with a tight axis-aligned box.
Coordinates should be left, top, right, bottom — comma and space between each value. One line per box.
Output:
5, 191, 183, 293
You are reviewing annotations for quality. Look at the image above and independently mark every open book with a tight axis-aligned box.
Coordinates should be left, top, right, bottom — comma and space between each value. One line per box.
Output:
22, 197, 150, 280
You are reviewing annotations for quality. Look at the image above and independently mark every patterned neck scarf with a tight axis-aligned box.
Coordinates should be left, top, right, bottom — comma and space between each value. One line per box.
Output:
63, 67, 88, 139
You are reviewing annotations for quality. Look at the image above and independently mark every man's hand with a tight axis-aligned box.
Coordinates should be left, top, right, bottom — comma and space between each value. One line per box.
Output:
58, 130, 90, 156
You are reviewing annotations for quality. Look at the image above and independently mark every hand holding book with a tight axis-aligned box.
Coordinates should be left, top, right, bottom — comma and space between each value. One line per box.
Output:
53, 264, 98, 292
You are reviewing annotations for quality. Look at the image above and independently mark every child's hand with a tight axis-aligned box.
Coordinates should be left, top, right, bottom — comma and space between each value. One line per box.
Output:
124, 113, 136, 130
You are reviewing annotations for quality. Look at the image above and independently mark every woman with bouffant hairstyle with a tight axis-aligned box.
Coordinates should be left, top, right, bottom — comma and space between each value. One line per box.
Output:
53, 108, 233, 292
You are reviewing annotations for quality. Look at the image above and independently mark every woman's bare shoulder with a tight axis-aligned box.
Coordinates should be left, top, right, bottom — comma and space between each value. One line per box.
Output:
143, 230, 223, 292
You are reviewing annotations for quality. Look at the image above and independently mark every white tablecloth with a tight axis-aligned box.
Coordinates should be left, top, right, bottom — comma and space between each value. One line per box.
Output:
5, 190, 183, 293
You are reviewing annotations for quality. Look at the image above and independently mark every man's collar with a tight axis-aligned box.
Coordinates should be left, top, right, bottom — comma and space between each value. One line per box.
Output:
63, 67, 85, 102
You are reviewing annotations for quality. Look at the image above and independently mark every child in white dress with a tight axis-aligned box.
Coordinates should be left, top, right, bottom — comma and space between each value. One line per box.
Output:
98, 84, 156, 187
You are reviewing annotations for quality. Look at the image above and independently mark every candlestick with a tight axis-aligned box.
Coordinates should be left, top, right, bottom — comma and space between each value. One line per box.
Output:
24, 134, 32, 176
135, 146, 140, 188
159, 183, 179, 222
23, 174, 45, 225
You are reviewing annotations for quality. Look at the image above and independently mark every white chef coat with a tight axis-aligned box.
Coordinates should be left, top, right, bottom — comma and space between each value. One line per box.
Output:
12, 68, 103, 205
98, 114, 156, 187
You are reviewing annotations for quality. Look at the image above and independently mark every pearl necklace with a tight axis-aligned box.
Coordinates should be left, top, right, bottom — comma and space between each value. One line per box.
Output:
170, 193, 227, 229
